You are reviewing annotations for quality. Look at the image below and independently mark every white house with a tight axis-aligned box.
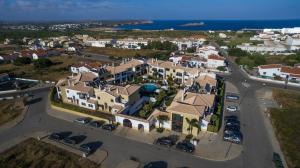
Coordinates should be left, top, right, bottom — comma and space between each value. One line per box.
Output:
116, 38, 148, 50
258, 64, 282, 77
196, 46, 219, 59
207, 55, 226, 68
70, 62, 104, 76
85, 39, 112, 48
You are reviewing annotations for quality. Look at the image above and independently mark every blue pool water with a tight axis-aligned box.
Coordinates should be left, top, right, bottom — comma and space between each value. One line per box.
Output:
142, 83, 157, 93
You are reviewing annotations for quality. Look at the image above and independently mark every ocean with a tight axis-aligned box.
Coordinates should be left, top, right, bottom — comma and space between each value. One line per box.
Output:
118, 20, 300, 31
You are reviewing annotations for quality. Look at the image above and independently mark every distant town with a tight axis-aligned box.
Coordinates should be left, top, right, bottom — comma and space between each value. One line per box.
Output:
0, 21, 299, 168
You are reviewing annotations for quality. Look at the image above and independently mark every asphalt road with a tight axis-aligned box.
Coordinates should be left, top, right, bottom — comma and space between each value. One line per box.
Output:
0, 61, 298, 167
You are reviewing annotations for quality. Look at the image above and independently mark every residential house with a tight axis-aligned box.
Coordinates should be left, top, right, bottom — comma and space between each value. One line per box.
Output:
70, 62, 107, 78
147, 59, 201, 84
106, 59, 147, 84
195, 45, 219, 59
167, 89, 216, 136
207, 55, 226, 68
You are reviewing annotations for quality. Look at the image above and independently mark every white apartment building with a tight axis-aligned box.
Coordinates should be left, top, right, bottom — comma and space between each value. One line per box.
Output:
236, 43, 287, 53
85, 39, 112, 47
116, 38, 148, 49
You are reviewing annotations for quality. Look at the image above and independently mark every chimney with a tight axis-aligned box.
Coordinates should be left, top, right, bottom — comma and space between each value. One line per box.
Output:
67, 80, 70, 86
116, 88, 119, 94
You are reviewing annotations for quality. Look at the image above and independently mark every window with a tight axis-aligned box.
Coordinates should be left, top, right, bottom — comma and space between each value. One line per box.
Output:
111, 99, 114, 102
173, 69, 175, 72
97, 96, 100, 100
81, 102, 86, 106
88, 104, 93, 107
66, 90, 69, 93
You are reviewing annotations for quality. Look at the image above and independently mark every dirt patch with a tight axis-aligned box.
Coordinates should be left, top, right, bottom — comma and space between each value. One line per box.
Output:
0, 99, 24, 126
0, 138, 99, 168
270, 89, 300, 168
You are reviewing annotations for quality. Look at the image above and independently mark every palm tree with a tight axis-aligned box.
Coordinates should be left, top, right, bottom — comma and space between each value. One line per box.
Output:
157, 115, 169, 129
186, 118, 199, 134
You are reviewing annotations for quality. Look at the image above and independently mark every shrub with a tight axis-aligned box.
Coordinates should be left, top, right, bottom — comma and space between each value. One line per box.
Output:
14, 57, 31, 66
156, 127, 164, 133
34, 58, 53, 69
185, 134, 193, 140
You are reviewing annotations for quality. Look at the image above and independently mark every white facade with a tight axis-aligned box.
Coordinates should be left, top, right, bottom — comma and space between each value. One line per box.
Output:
237, 43, 287, 53
116, 38, 148, 50
70, 66, 99, 76
207, 57, 225, 68
258, 67, 281, 77
196, 46, 219, 59
65, 89, 97, 110
169, 56, 183, 64
85, 39, 112, 47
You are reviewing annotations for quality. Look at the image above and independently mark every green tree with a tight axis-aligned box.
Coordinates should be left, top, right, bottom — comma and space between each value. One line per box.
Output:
14, 57, 31, 66
157, 115, 169, 129
186, 118, 198, 134
33, 58, 53, 69
217, 66, 226, 72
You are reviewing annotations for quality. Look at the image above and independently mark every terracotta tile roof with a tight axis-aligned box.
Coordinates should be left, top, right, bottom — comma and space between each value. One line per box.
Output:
167, 101, 206, 116
280, 66, 300, 75
108, 84, 141, 96
80, 72, 98, 82
208, 54, 225, 61
196, 75, 217, 87
67, 82, 93, 93
167, 90, 215, 116
107, 59, 144, 74
259, 64, 282, 69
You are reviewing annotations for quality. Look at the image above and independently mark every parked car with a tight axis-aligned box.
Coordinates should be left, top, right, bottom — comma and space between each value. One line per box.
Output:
226, 105, 238, 112
226, 95, 239, 101
272, 152, 284, 168
63, 135, 87, 145
223, 132, 242, 144
89, 120, 105, 128
224, 125, 240, 133
225, 115, 238, 121
49, 131, 72, 141
80, 143, 96, 155
144, 161, 168, 168
74, 117, 92, 124
155, 137, 176, 147
176, 141, 195, 153
225, 119, 240, 127
102, 124, 117, 131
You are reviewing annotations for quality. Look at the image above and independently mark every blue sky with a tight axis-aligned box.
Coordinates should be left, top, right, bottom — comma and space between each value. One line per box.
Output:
0, 0, 299, 21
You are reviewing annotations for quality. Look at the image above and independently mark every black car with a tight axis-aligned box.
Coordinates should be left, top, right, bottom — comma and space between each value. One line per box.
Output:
144, 161, 168, 168
102, 124, 117, 131
49, 131, 72, 141
80, 143, 95, 155
63, 135, 87, 145
155, 137, 175, 147
225, 115, 238, 121
225, 119, 240, 126
89, 121, 105, 128
224, 125, 240, 132
176, 141, 195, 153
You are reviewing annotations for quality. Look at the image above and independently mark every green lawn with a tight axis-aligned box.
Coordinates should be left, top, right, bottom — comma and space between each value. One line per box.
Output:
270, 89, 300, 168
0, 138, 99, 168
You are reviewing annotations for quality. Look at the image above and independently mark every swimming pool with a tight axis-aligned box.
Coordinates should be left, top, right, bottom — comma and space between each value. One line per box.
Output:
141, 83, 158, 93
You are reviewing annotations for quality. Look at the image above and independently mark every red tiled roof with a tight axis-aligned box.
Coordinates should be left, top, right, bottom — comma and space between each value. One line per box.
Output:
259, 64, 282, 69
280, 66, 300, 75
208, 54, 225, 61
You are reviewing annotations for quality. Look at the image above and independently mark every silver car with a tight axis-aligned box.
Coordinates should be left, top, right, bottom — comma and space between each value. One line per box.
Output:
226, 106, 238, 112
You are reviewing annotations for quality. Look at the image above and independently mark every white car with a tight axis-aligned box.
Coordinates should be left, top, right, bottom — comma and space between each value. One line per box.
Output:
226, 106, 238, 112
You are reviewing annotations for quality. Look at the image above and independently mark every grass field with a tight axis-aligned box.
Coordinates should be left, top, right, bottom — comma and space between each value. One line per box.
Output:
0, 55, 95, 81
0, 99, 24, 126
84, 47, 170, 59
271, 89, 300, 168
0, 138, 99, 168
